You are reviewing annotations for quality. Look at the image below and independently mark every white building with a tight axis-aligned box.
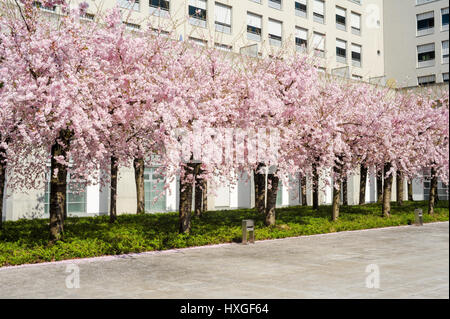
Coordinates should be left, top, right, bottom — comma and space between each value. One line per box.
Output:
1, 0, 448, 221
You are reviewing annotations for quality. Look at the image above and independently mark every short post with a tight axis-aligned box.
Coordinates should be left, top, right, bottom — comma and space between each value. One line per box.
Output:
242, 219, 255, 244
414, 208, 423, 226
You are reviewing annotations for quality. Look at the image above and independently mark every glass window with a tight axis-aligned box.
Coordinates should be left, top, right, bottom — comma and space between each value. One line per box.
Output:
417, 74, 436, 86
215, 2, 232, 34
144, 168, 166, 212
295, 0, 307, 18
442, 8, 449, 27
295, 27, 308, 52
189, 0, 207, 27
336, 6, 346, 30
416, 11, 434, 32
44, 171, 87, 215
247, 12, 262, 41
336, 38, 347, 63
268, 19, 282, 47
313, 0, 325, 24
351, 12, 361, 35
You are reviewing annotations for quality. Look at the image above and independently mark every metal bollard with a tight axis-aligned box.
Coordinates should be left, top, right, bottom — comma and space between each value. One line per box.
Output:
242, 219, 255, 244
414, 209, 423, 226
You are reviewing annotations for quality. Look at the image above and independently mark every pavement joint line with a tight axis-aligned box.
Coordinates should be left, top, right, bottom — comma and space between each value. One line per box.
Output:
0, 221, 448, 272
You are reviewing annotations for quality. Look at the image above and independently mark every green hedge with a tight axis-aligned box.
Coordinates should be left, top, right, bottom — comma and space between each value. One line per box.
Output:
0, 200, 448, 267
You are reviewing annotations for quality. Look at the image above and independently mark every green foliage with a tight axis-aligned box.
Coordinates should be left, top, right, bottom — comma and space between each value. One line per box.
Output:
0, 201, 448, 267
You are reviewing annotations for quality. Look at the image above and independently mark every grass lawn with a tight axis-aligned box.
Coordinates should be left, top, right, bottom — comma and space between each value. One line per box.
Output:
0, 200, 448, 267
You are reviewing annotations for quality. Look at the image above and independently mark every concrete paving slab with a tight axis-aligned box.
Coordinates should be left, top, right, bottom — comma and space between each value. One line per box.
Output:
0, 222, 448, 298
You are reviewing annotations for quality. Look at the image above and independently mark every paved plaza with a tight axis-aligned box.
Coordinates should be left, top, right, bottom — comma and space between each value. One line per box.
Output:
0, 222, 448, 298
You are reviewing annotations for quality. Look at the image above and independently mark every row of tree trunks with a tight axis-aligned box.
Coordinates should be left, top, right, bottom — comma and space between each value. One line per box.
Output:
408, 181, 413, 201
301, 175, 307, 206
265, 173, 279, 226
312, 163, 319, 210
396, 171, 404, 206
109, 156, 118, 223
342, 178, 348, 206
254, 163, 266, 215
0, 148, 6, 229
178, 162, 200, 234
359, 165, 367, 205
194, 165, 207, 217
332, 184, 340, 222
376, 171, 383, 203
49, 130, 72, 242
381, 163, 393, 218
133, 158, 145, 215
428, 167, 438, 215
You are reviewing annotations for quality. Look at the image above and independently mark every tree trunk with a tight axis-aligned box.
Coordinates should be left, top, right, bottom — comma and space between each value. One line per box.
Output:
382, 163, 392, 218
342, 177, 348, 206
301, 175, 307, 206
194, 164, 203, 217
109, 156, 118, 223
49, 131, 71, 242
265, 174, 279, 226
179, 163, 196, 233
376, 169, 383, 203
201, 179, 208, 213
0, 150, 6, 230
396, 171, 404, 206
133, 158, 145, 214
407, 180, 413, 201
254, 163, 266, 214
359, 165, 367, 205
428, 168, 438, 215
312, 164, 319, 210
332, 184, 340, 221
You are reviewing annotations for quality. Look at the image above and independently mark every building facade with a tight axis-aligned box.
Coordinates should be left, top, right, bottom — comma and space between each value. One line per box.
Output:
1, 0, 448, 221
384, 0, 449, 87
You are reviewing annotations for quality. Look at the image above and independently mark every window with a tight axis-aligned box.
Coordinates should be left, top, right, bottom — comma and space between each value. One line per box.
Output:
295, 27, 308, 52
215, 2, 231, 34
442, 8, 449, 30
124, 22, 141, 31
247, 12, 262, 41
215, 43, 232, 52
352, 74, 363, 80
151, 28, 170, 36
144, 168, 166, 212
268, 19, 282, 47
417, 43, 435, 67
44, 173, 87, 215
32, 1, 56, 12
313, 0, 325, 24
189, 0, 207, 28
117, 0, 140, 11
417, 74, 436, 86
336, 39, 347, 63
442, 40, 449, 64
295, 0, 307, 18
149, 0, 170, 17
268, 0, 282, 10
189, 37, 207, 46
417, 11, 434, 36
416, 0, 437, 5
351, 12, 361, 35
80, 13, 95, 21
313, 32, 325, 58
249, 0, 261, 3
336, 6, 346, 31
351, 43, 361, 67
443, 72, 449, 83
